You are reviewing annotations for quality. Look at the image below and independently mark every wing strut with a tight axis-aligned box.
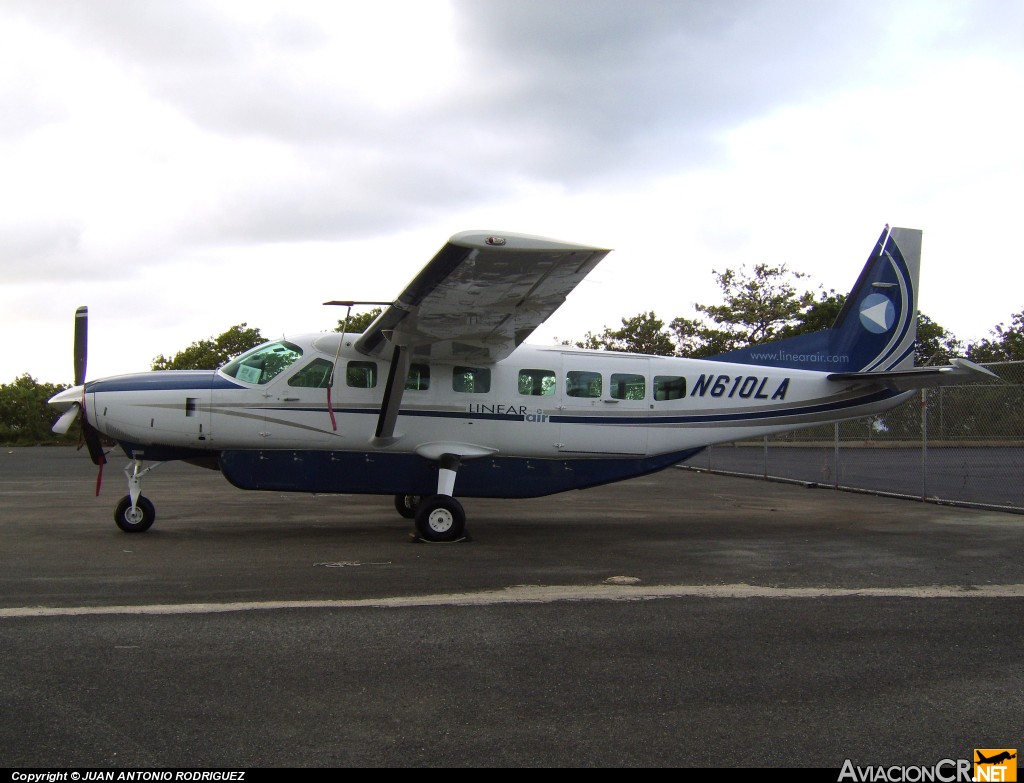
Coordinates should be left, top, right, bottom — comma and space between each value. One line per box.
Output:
372, 344, 410, 447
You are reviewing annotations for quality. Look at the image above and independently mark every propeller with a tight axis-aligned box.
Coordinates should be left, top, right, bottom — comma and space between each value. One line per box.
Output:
52, 307, 107, 486
74, 305, 87, 386
51, 306, 90, 435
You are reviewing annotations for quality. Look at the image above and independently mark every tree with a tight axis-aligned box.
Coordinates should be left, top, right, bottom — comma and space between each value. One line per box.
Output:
569, 266, 833, 358
967, 310, 1024, 362
572, 312, 676, 355
569, 260, 966, 368
569, 265, 841, 357
692, 263, 816, 348
667, 316, 734, 358
663, 263, 824, 357
668, 287, 844, 358
152, 324, 265, 370
778, 288, 846, 338
0, 375, 73, 445
915, 313, 963, 366
335, 307, 383, 334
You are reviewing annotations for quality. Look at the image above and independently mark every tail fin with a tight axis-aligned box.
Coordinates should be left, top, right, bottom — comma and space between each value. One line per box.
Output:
709, 225, 921, 373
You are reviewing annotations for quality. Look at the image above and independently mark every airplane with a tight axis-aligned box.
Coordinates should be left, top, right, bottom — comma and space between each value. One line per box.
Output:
48, 225, 997, 542
976, 752, 1016, 765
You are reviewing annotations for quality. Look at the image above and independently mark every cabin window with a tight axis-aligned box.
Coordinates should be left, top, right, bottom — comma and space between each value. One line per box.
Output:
611, 372, 646, 400
654, 375, 687, 401
220, 340, 303, 385
347, 361, 377, 388
288, 358, 334, 388
406, 363, 430, 391
566, 370, 602, 398
518, 369, 556, 396
452, 366, 491, 394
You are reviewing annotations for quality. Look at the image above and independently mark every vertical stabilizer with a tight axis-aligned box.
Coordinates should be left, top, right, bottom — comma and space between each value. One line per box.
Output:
827, 226, 920, 371
709, 226, 921, 373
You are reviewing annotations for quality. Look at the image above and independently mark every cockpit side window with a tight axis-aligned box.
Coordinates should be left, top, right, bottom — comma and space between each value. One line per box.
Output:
221, 341, 303, 385
288, 358, 334, 388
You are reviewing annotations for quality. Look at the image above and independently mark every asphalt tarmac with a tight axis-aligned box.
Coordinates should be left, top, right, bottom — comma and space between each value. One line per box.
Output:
2, 447, 1022, 769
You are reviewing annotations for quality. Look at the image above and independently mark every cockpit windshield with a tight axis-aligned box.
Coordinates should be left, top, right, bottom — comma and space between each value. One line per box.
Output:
220, 340, 303, 385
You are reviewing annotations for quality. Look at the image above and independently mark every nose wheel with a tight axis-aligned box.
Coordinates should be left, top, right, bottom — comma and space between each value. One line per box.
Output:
414, 495, 466, 542
115, 495, 156, 532
113, 457, 161, 533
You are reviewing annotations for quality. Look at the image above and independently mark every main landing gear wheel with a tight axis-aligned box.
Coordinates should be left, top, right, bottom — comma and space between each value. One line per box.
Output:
394, 494, 422, 520
414, 495, 466, 543
114, 495, 156, 533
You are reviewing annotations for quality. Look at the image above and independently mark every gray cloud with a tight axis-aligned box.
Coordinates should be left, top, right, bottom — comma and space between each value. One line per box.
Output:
0, 220, 85, 281
3, 0, 1023, 384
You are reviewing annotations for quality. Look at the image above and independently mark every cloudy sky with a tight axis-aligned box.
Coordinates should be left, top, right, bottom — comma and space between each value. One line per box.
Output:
2, 0, 1022, 385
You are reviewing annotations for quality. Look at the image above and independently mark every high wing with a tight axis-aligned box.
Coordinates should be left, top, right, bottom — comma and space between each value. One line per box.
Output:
327, 230, 610, 445
350, 230, 610, 363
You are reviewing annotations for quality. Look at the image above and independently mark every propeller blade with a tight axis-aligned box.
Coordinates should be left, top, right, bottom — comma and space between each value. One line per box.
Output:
81, 419, 107, 468
74, 306, 88, 386
51, 403, 81, 435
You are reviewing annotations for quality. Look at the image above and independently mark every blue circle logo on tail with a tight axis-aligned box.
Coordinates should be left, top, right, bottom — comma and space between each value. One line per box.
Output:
859, 293, 895, 334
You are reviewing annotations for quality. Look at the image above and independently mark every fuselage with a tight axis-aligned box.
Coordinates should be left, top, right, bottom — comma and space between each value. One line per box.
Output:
53, 333, 911, 497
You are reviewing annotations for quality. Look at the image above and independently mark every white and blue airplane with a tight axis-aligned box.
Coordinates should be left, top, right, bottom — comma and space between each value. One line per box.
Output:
49, 225, 993, 541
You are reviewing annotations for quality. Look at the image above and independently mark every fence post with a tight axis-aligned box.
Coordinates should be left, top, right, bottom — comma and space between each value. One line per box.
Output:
763, 436, 768, 479
920, 388, 928, 501
834, 422, 839, 489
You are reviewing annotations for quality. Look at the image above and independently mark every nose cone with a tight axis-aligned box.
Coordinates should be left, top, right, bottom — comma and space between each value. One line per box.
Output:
48, 385, 84, 412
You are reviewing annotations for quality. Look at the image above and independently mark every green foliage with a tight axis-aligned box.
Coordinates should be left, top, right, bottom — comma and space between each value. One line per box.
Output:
572, 263, 971, 368
668, 316, 734, 358
0, 375, 74, 445
915, 312, 963, 366
777, 289, 846, 338
573, 312, 676, 355
152, 324, 265, 370
574, 264, 823, 357
335, 307, 383, 334
692, 263, 816, 349
967, 310, 1024, 362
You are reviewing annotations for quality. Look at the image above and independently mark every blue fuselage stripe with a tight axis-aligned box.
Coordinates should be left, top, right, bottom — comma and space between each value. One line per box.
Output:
256, 388, 899, 426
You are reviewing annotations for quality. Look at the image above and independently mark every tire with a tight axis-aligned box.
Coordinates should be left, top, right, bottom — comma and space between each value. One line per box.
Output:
414, 495, 466, 543
114, 495, 156, 533
394, 494, 422, 520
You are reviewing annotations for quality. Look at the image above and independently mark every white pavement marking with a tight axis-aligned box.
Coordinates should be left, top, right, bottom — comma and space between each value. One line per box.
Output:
3, 582, 1024, 619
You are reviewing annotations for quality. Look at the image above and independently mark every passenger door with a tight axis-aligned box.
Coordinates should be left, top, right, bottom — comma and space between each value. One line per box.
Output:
559, 357, 649, 456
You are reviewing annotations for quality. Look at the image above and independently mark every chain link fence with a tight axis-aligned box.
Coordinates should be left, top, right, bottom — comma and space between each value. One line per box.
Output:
680, 361, 1024, 514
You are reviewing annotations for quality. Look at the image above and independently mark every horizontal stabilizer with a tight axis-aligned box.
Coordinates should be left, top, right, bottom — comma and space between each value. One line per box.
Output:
828, 358, 999, 389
